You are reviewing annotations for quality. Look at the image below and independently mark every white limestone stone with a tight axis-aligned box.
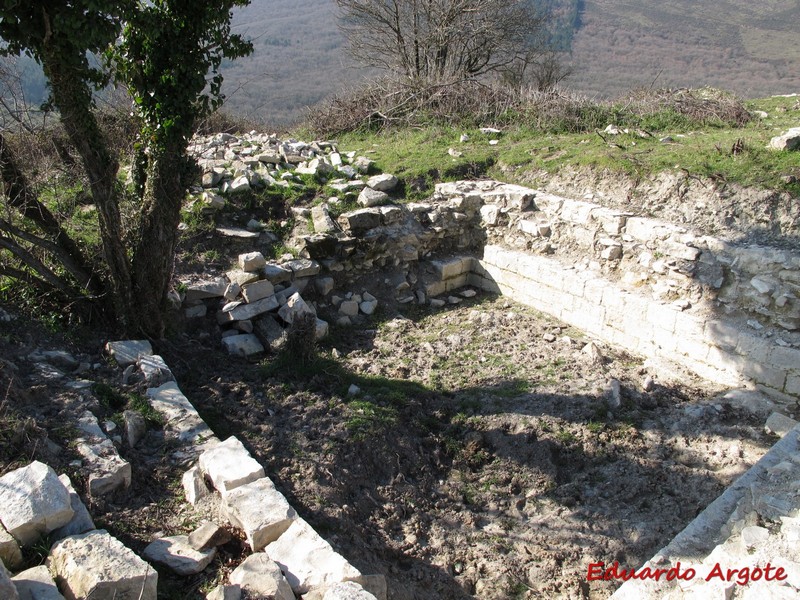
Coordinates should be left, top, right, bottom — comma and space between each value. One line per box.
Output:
143, 535, 216, 576
74, 437, 131, 497
184, 278, 228, 302
0, 562, 19, 600
48, 530, 157, 600
229, 554, 294, 600
137, 354, 174, 387
765, 412, 798, 437
198, 437, 265, 495
265, 517, 361, 594
0, 526, 22, 570
223, 478, 296, 551
238, 252, 267, 272
219, 295, 279, 322
241, 279, 275, 303
277, 292, 316, 325
366, 173, 398, 192
11, 565, 64, 600
222, 334, 265, 357
51, 474, 94, 542
183, 466, 210, 505
206, 584, 241, 600
146, 381, 215, 445
357, 187, 389, 207
105, 340, 153, 367
0, 461, 73, 546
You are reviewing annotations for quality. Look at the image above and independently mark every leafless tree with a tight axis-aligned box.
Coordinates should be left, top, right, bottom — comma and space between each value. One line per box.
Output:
336, 0, 549, 83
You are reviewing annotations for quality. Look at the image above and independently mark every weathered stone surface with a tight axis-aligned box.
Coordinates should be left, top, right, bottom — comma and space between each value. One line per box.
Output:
229, 554, 294, 600
74, 419, 132, 497
769, 127, 800, 151
263, 263, 293, 284
0, 461, 73, 546
225, 269, 260, 287
105, 340, 152, 367
182, 466, 210, 506
223, 478, 296, 551
339, 300, 359, 317
284, 258, 320, 278
316, 318, 330, 340
278, 292, 316, 325
138, 354, 174, 387
206, 584, 241, 600
222, 334, 265, 357
312, 204, 338, 234
0, 526, 22, 570
0, 563, 18, 600
51, 474, 94, 542
48, 530, 157, 600
199, 437, 265, 495
143, 535, 216, 576
123, 410, 147, 448
239, 252, 267, 272
338, 208, 381, 233
765, 412, 798, 437
322, 582, 379, 600
366, 173, 398, 192
146, 381, 215, 445
265, 517, 361, 594
184, 278, 228, 302
358, 187, 389, 207
12, 565, 65, 600
188, 522, 231, 551
220, 295, 279, 323
254, 316, 288, 351
241, 279, 274, 303
216, 227, 261, 240
316, 276, 335, 296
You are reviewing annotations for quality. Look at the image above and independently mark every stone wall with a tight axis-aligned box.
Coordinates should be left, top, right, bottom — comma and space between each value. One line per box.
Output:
295, 179, 800, 403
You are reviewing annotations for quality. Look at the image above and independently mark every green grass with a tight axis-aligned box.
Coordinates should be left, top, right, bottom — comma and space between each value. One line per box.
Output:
336, 95, 800, 196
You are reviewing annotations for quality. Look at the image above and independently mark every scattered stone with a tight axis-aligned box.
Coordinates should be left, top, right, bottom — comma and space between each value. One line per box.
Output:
265, 518, 362, 595
0, 563, 18, 600
642, 376, 656, 392
339, 300, 359, 317
12, 565, 64, 600
316, 276, 335, 296
348, 384, 361, 397
122, 410, 147, 449
239, 252, 267, 272
263, 263, 293, 284
223, 478, 296, 551
769, 127, 800, 151
183, 466, 210, 506
216, 227, 261, 240
312, 205, 338, 234
765, 412, 798, 437
448, 296, 461, 305
206, 584, 241, 600
188, 522, 231, 551
48, 530, 157, 600
460, 289, 477, 298
185, 278, 228, 302
278, 292, 316, 325
543, 333, 557, 343
0, 461, 73, 546
360, 299, 378, 315
254, 316, 288, 352
581, 342, 604, 364
185, 304, 207, 319
284, 258, 320, 278
241, 280, 275, 303
138, 354, 173, 387
143, 535, 216, 576
0, 526, 22, 570
105, 340, 152, 367
229, 554, 294, 600
358, 187, 390, 207
429, 298, 446, 308
199, 437, 265, 495
51, 474, 94, 542
366, 173, 398, 192
606, 379, 622, 408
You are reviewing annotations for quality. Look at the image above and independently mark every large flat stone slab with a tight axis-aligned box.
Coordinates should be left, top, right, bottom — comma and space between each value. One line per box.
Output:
229, 553, 294, 600
223, 478, 296, 551
265, 518, 362, 594
0, 461, 73, 546
48, 530, 157, 600
105, 340, 152, 367
12, 565, 65, 600
142, 535, 216, 576
198, 437, 265, 495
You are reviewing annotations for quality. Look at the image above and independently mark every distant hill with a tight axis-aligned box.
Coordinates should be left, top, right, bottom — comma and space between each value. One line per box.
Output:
567, 0, 800, 98
2, 1, 798, 125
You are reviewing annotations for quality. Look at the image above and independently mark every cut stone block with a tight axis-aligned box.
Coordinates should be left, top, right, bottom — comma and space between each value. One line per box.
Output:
0, 461, 73, 546
263, 263, 293, 284
219, 295, 279, 322
105, 340, 153, 367
75, 437, 131, 497
229, 554, 294, 600
123, 410, 147, 448
254, 316, 288, 352
226, 269, 260, 287
241, 280, 275, 303
765, 412, 798, 437
143, 535, 216, 576
198, 437, 265, 495
0, 563, 19, 600
137, 354, 174, 387
11, 565, 64, 600
184, 278, 228, 302
239, 252, 267, 272
146, 382, 216, 446
183, 466, 210, 506
366, 173, 398, 192
358, 187, 389, 207
51, 474, 94, 542
0, 526, 22, 570
265, 518, 361, 594
48, 530, 157, 600
284, 258, 320, 278
277, 292, 316, 325
223, 478, 296, 551
188, 521, 231, 551
221, 334, 265, 357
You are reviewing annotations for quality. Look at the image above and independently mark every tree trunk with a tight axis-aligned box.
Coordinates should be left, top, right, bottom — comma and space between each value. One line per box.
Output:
130, 140, 189, 338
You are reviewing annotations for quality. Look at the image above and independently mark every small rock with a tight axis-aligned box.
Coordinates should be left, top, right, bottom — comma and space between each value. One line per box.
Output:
366, 173, 399, 192
238, 252, 267, 272
206, 584, 241, 600
765, 412, 798, 437
543, 333, 557, 343
0, 563, 19, 600
223, 478, 296, 551
230, 554, 294, 600
188, 522, 231, 551
11, 565, 62, 600
0, 527, 22, 571
182, 466, 210, 506
642, 376, 655, 392
348, 384, 361, 397
143, 535, 216, 576
606, 379, 622, 408
581, 342, 604, 364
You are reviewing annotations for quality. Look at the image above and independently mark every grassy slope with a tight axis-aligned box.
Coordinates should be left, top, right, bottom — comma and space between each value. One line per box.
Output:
335, 95, 800, 197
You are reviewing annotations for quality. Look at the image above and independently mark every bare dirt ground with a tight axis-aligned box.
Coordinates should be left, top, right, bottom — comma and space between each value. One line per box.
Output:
0, 168, 791, 598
